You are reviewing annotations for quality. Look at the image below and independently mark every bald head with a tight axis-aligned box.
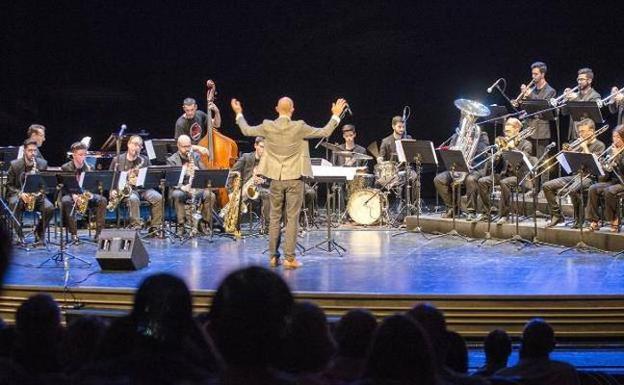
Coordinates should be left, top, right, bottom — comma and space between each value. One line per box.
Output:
275, 97, 295, 117
177, 135, 192, 156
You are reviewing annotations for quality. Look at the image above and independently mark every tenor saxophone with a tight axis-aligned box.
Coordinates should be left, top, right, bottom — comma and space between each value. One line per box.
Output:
220, 171, 242, 234
107, 157, 144, 211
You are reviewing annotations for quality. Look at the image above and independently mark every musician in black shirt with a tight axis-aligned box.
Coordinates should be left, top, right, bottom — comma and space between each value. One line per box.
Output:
563, 68, 601, 140
336, 125, 368, 167
607, 86, 624, 126
378, 116, 412, 162
174, 97, 221, 155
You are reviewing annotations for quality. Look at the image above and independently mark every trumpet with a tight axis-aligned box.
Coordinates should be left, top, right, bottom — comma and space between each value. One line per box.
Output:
512, 79, 536, 106
598, 86, 624, 108
550, 85, 580, 107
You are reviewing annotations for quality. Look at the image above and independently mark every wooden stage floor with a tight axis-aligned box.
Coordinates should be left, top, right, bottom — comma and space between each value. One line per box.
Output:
2, 225, 624, 338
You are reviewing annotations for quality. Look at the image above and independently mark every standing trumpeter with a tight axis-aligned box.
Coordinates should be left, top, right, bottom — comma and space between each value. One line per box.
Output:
586, 125, 624, 232
231, 96, 347, 269
476, 118, 533, 224
167, 135, 215, 235
515, 62, 556, 160
108, 135, 163, 232
563, 68, 601, 139
6, 139, 53, 246
60, 142, 107, 242
543, 119, 605, 228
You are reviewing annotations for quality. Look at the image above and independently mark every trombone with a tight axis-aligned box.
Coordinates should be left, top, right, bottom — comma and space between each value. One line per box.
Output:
559, 144, 624, 199
470, 127, 536, 170
512, 79, 536, 107
550, 85, 580, 107
531, 124, 609, 180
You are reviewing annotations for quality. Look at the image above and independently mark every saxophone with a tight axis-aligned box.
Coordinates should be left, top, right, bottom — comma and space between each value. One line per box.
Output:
75, 191, 93, 216
22, 166, 42, 212
107, 157, 144, 211
220, 171, 242, 234
242, 167, 263, 201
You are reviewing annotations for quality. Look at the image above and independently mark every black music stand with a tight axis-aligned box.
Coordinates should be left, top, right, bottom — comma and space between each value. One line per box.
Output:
14, 173, 51, 247
188, 169, 232, 242
520, 99, 559, 178
162, 166, 187, 241
0, 147, 18, 222
428, 149, 474, 242
139, 167, 173, 240
55, 172, 96, 245
492, 151, 535, 249
486, 105, 510, 139
82, 171, 114, 239
565, 101, 604, 140
558, 152, 604, 254
393, 140, 437, 238
308, 175, 348, 256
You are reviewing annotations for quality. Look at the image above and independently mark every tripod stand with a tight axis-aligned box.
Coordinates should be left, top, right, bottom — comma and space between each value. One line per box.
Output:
308, 176, 347, 256
393, 154, 428, 239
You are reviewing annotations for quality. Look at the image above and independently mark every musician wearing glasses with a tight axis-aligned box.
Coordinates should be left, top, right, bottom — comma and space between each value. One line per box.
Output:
563, 68, 601, 139
6, 139, 53, 246
434, 130, 490, 219
475, 118, 533, 224
543, 119, 605, 228
167, 135, 215, 236
109, 135, 163, 232
586, 125, 624, 233
515, 62, 556, 160
60, 142, 107, 243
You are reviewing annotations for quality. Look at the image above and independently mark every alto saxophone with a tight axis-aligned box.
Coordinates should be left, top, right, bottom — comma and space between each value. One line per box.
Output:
22, 166, 42, 212
75, 191, 93, 216
107, 157, 144, 211
220, 171, 243, 234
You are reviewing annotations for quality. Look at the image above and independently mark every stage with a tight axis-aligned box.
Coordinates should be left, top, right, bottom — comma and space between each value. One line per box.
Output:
2, 224, 624, 338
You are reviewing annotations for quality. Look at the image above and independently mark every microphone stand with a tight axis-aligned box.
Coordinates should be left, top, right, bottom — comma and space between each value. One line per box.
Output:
493, 84, 519, 113
479, 146, 497, 246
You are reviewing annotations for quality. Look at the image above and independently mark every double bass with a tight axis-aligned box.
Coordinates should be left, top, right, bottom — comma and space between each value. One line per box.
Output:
198, 80, 239, 207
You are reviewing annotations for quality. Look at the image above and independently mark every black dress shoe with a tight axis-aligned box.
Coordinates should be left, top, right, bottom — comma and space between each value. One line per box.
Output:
546, 215, 563, 228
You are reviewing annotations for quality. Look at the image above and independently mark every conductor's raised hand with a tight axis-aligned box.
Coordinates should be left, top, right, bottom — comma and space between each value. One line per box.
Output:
231, 99, 243, 115
331, 98, 348, 116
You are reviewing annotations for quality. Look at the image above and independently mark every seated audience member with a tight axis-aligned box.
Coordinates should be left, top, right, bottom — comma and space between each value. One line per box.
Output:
209, 266, 296, 385
278, 302, 336, 383
60, 316, 107, 373
446, 330, 469, 374
472, 329, 512, 378
361, 314, 437, 385
325, 309, 378, 383
407, 303, 486, 385
495, 318, 579, 385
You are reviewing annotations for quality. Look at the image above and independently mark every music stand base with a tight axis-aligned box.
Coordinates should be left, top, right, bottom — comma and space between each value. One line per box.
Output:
309, 238, 346, 256
428, 229, 474, 242
493, 234, 536, 250
39, 250, 91, 268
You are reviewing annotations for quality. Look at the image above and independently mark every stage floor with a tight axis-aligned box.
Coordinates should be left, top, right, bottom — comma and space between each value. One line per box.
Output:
6, 228, 624, 296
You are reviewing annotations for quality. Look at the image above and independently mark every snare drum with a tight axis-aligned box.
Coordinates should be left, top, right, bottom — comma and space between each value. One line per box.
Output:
347, 188, 385, 225
347, 173, 375, 196
374, 161, 398, 187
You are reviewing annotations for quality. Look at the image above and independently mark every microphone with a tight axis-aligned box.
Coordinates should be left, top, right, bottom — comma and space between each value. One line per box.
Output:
118, 124, 127, 137
345, 104, 353, 116
487, 78, 503, 94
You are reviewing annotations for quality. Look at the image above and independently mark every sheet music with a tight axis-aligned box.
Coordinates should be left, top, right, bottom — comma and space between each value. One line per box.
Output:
136, 167, 147, 187
311, 165, 358, 180
396, 140, 406, 163
557, 153, 572, 174
78, 172, 85, 188
521, 152, 533, 171
144, 140, 156, 160
118, 171, 128, 190
179, 165, 187, 186
429, 142, 439, 166
17, 145, 23, 160
592, 153, 605, 177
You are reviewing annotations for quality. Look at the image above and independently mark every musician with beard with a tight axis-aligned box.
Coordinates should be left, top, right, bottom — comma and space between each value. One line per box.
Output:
563, 68, 601, 140
174, 97, 221, 156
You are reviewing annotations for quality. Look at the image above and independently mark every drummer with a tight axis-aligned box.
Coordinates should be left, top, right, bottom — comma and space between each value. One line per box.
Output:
336, 124, 369, 167
378, 116, 412, 163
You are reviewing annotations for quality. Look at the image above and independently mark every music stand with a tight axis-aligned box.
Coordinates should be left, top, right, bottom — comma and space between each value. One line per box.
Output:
520, 99, 559, 178
393, 140, 437, 238
145, 139, 177, 165
139, 167, 172, 240
162, 166, 186, 241
558, 152, 604, 254
428, 149, 473, 242
14, 173, 51, 246
188, 169, 232, 242
308, 175, 348, 256
565, 101, 604, 140
0, 147, 18, 214
486, 105, 510, 139
491, 150, 535, 249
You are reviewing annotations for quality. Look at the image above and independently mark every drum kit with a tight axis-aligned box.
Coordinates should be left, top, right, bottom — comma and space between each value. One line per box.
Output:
320, 142, 407, 226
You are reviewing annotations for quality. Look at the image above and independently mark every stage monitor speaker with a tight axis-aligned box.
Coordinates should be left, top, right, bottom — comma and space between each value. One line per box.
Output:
95, 229, 149, 271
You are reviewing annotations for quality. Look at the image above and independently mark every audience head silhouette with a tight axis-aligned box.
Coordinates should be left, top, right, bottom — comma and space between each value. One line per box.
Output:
407, 303, 449, 369
485, 329, 512, 365
334, 308, 378, 359
210, 266, 294, 368
446, 330, 469, 374
520, 318, 555, 359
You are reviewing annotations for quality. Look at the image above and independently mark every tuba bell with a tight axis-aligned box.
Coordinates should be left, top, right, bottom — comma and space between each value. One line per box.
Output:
450, 99, 490, 181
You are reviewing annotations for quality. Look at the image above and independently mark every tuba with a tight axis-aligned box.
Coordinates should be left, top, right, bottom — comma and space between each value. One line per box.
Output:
450, 99, 490, 181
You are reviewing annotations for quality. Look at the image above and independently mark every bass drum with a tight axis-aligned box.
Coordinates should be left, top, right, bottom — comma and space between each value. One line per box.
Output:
347, 188, 384, 225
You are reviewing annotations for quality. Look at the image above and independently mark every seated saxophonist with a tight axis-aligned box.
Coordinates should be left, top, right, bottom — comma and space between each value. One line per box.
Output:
434, 128, 490, 220
6, 139, 53, 245
226, 136, 270, 230
476, 118, 533, 224
166, 135, 215, 235
61, 142, 108, 242
108, 135, 163, 231
586, 125, 624, 232
543, 119, 605, 228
